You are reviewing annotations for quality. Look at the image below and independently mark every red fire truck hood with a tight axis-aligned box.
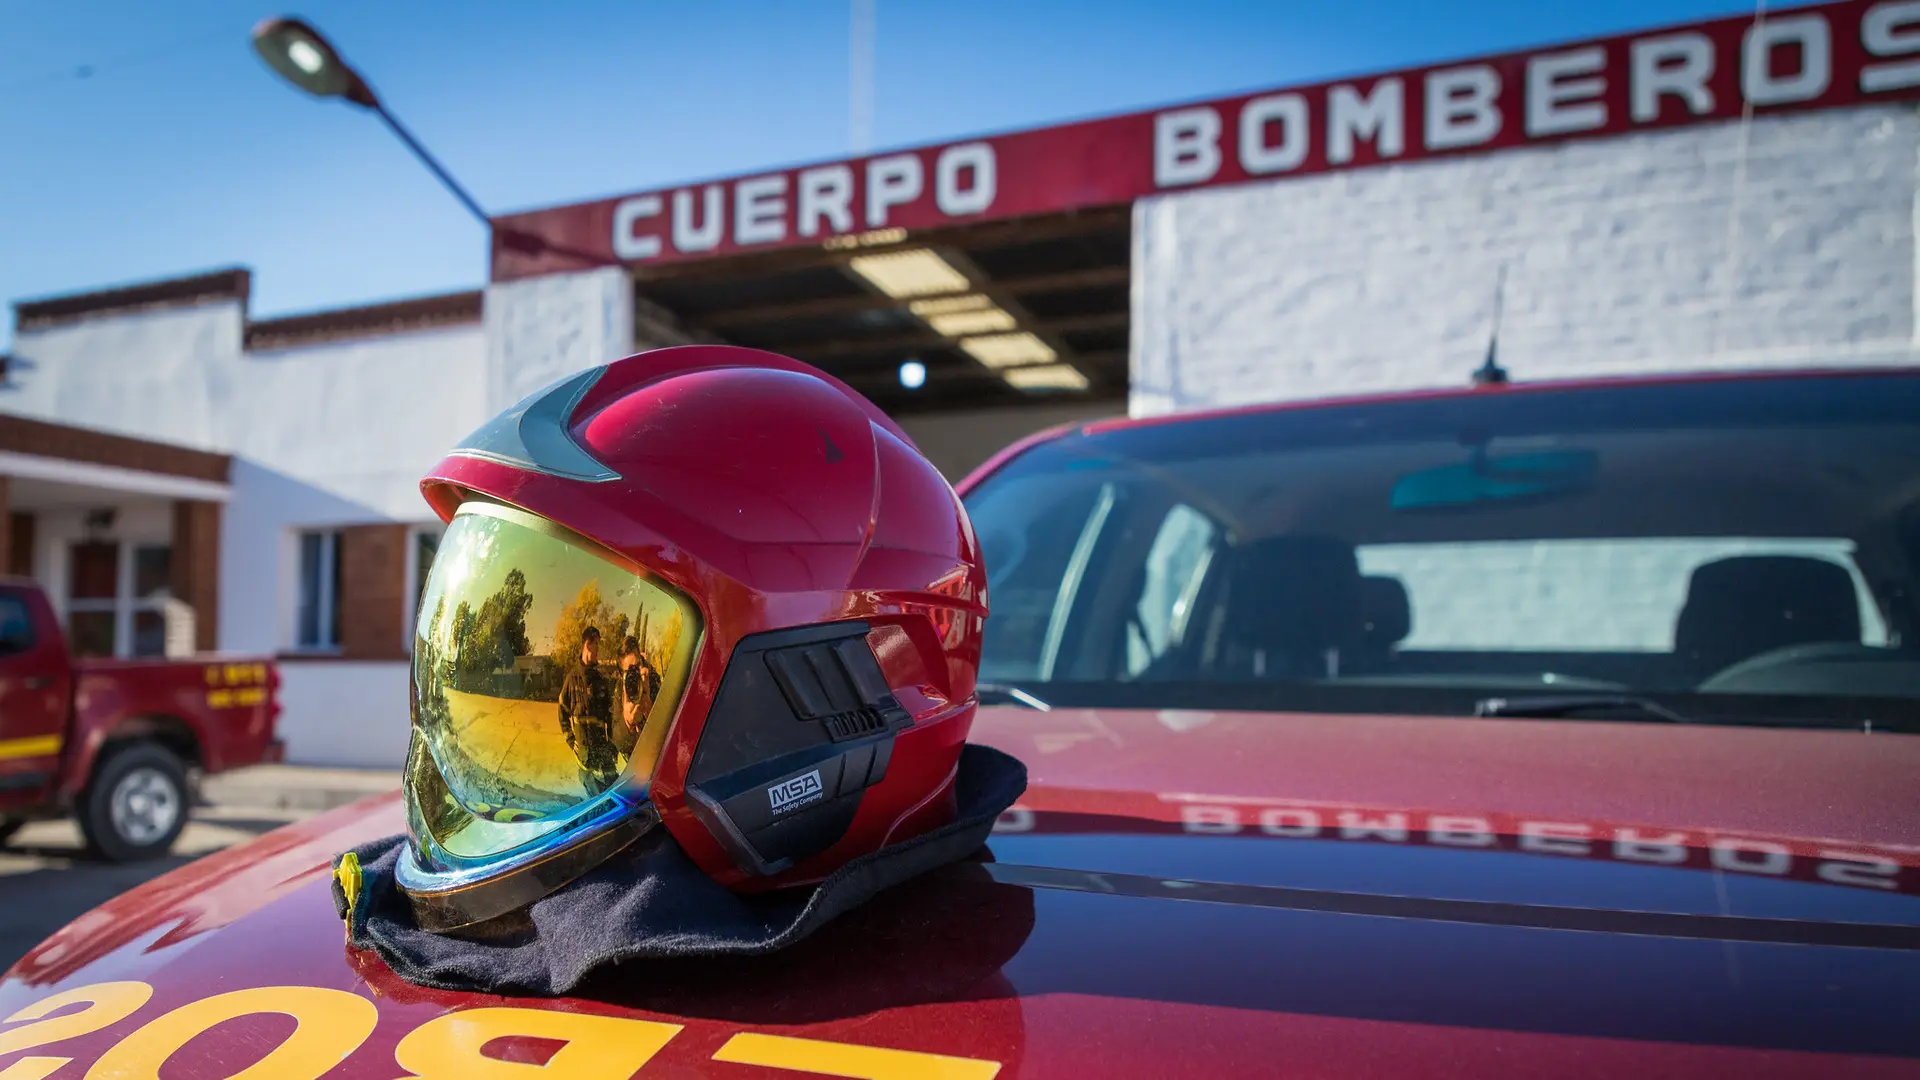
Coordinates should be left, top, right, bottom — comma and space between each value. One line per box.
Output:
1, 709, 1916, 1079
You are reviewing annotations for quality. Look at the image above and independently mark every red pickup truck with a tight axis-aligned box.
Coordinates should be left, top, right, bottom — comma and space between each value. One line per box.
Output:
0, 579, 281, 861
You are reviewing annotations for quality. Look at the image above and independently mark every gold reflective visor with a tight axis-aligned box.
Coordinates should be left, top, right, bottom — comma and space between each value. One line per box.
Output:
408, 501, 701, 862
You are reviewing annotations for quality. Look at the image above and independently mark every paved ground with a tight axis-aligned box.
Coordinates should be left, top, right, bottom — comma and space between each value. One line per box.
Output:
199, 763, 400, 812
0, 764, 400, 970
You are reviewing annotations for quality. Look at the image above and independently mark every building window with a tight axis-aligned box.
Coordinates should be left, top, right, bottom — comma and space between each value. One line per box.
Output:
296, 530, 343, 650
66, 540, 174, 659
130, 543, 173, 658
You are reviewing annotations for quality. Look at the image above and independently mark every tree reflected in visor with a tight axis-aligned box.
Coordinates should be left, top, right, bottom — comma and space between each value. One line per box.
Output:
407, 500, 701, 861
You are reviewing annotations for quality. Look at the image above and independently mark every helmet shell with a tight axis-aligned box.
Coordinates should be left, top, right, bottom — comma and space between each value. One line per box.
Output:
419, 345, 987, 890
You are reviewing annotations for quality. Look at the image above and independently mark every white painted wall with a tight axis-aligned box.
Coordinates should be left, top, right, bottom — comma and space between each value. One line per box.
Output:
8, 306, 488, 765
223, 328, 483, 765
7, 301, 241, 451
273, 661, 414, 769
8, 306, 485, 526
485, 267, 636, 415
5, 273, 651, 767
238, 326, 488, 522
1132, 107, 1920, 415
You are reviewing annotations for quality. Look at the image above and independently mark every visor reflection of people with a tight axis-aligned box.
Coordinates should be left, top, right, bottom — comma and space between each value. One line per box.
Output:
558, 625, 620, 793
614, 635, 655, 759
395, 346, 991, 933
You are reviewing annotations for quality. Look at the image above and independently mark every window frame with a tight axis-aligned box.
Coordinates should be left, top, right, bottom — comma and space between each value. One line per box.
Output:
293, 529, 344, 653
65, 539, 175, 660
129, 542, 173, 658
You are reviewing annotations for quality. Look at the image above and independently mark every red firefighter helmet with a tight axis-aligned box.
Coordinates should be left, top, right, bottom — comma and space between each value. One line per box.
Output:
394, 345, 987, 931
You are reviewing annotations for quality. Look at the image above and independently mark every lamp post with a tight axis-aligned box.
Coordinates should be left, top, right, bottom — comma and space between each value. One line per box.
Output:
250, 17, 587, 261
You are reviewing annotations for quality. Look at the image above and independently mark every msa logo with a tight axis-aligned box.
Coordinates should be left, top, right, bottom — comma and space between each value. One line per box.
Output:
768, 770, 824, 815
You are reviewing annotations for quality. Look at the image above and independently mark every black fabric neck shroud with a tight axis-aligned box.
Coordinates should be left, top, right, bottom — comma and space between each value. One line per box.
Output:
331, 743, 1027, 997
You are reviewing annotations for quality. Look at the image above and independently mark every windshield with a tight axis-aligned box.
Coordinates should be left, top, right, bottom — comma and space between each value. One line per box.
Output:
962, 372, 1920, 730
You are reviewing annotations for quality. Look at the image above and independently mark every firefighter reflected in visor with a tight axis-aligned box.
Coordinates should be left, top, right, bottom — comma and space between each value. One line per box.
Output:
616, 634, 659, 760
408, 501, 700, 854
559, 626, 620, 790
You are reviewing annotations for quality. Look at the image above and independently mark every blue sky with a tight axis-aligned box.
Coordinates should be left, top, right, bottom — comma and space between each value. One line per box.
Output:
2, 1, 1757, 349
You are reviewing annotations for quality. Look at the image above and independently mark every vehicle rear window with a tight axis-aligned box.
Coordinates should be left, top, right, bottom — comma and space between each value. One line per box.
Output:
1357, 538, 1887, 653
961, 374, 1920, 729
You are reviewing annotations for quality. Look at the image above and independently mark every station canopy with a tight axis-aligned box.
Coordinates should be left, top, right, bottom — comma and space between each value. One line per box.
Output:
628, 207, 1131, 415
487, 0, 1913, 415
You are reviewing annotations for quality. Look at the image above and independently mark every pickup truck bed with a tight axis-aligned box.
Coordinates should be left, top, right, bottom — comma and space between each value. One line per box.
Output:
0, 580, 281, 860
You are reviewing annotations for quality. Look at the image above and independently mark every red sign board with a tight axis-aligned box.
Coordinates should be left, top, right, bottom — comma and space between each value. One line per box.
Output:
491, 0, 1920, 282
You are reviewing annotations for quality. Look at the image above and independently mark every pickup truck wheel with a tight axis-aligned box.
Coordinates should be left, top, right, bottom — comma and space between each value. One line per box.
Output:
80, 742, 189, 862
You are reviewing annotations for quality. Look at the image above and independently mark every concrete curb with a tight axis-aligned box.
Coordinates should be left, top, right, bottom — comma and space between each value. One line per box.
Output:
200, 765, 401, 814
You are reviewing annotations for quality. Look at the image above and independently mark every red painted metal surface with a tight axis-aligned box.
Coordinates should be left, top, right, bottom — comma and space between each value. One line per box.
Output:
951, 365, 1920, 497
66, 657, 279, 782
420, 346, 988, 890
0, 585, 74, 812
0, 708, 1914, 1077
492, 0, 1920, 281
0, 581, 279, 812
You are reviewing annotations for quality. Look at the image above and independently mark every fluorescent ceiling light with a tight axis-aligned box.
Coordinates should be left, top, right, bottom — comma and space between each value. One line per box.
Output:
908, 294, 992, 316
1003, 364, 1090, 391
848, 248, 970, 298
960, 332, 1056, 369
926, 308, 1017, 337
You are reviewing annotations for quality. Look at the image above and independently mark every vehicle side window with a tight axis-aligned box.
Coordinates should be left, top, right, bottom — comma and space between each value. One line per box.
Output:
1125, 503, 1220, 677
974, 478, 1111, 683
0, 594, 35, 656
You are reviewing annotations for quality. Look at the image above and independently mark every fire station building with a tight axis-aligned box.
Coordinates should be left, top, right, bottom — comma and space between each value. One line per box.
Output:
6, 0, 1918, 765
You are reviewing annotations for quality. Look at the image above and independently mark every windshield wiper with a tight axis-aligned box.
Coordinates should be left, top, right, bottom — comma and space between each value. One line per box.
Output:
975, 683, 1052, 711
1473, 693, 1691, 724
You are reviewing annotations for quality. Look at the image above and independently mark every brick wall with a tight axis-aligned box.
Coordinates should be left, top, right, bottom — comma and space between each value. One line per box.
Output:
1132, 107, 1920, 415
170, 500, 221, 652
338, 523, 408, 661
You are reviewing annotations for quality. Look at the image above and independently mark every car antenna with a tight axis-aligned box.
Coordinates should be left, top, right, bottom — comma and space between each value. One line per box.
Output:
1472, 263, 1511, 387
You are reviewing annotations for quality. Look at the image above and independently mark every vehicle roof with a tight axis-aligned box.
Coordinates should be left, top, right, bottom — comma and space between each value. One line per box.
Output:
958, 365, 1920, 495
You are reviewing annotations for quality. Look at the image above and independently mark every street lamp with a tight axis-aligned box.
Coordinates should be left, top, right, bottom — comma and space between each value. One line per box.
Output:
251, 17, 494, 231
251, 18, 493, 231
253, 16, 602, 267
